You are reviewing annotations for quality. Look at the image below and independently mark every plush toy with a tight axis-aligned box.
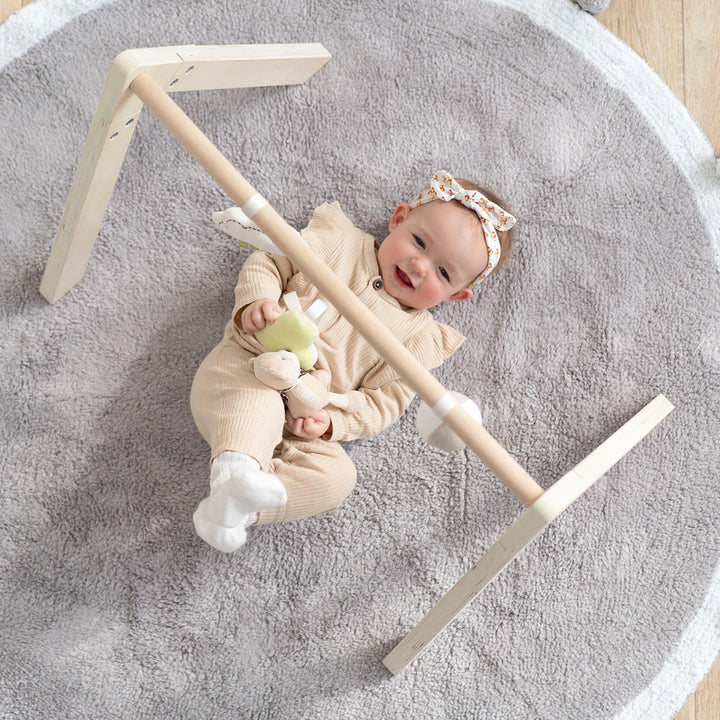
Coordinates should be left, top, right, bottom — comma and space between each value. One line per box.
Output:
212, 206, 285, 255
250, 350, 363, 418
254, 291, 326, 370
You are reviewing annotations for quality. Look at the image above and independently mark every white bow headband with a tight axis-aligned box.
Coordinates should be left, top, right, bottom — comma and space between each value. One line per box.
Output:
409, 172, 516, 284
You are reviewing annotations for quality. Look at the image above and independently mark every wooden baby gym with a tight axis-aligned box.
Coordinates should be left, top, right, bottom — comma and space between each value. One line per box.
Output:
40, 43, 674, 674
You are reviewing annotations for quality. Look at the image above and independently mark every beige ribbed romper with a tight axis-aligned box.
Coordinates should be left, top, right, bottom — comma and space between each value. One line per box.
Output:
190, 203, 464, 524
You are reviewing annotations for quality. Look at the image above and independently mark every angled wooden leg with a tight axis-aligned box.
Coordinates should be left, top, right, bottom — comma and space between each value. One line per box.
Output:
40, 43, 331, 303
382, 394, 674, 675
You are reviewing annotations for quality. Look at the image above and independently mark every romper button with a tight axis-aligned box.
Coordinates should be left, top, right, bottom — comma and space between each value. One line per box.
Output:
372, 278, 383, 290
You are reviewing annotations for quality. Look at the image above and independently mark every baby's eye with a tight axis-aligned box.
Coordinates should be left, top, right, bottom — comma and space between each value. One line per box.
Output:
413, 235, 426, 249
439, 267, 450, 281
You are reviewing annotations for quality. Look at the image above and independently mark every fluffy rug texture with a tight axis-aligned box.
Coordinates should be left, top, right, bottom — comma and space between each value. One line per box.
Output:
1, 0, 719, 718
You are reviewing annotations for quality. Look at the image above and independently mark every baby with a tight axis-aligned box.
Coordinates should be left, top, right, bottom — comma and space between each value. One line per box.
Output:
190, 173, 516, 552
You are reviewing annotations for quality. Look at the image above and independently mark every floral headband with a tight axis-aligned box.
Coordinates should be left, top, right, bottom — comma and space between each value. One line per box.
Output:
410, 172, 516, 284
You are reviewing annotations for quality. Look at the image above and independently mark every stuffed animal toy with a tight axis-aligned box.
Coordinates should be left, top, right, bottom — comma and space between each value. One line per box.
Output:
249, 350, 363, 418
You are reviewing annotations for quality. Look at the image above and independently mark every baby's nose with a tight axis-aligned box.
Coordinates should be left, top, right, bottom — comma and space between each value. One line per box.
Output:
410, 256, 427, 277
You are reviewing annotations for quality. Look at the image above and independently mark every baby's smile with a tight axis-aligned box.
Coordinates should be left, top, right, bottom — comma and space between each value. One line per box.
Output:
394, 266, 414, 289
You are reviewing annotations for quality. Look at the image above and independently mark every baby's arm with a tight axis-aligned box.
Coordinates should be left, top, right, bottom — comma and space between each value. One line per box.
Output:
284, 369, 413, 442
324, 320, 464, 441
231, 249, 296, 332
325, 379, 415, 442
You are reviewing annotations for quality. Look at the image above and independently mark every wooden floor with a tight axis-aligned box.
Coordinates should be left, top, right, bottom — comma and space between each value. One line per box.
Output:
0, 0, 31, 23
1, 0, 718, 715
598, 0, 720, 153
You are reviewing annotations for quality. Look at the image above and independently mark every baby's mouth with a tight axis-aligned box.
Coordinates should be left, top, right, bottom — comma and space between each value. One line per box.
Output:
395, 266, 414, 289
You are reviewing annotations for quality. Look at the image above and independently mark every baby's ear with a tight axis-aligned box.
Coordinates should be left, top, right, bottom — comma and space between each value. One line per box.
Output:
388, 203, 411, 231
448, 286, 473, 302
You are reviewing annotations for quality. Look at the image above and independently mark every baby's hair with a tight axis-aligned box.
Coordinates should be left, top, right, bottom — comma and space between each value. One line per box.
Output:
454, 177, 514, 273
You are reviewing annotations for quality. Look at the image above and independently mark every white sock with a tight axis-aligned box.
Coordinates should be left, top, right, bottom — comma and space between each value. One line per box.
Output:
193, 451, 287, 553
209, 451, 260, 489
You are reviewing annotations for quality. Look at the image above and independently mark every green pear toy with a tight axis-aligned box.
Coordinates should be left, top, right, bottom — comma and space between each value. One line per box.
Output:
254, 292, 327, 370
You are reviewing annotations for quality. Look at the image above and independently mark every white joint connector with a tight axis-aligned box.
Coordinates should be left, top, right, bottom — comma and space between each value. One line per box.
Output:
282, 291, 303, 313
242, 193, 268, 219
306, 300, 328, 323
432, 392, 459, 419
417, 391, 482, 451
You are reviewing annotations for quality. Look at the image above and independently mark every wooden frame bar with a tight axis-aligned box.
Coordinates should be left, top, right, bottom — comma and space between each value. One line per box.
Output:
382, 394, 674, 674
127, 70, 545, 508
39, 44, 331, 304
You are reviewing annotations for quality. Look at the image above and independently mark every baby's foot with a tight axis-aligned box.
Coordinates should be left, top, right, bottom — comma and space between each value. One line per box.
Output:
206, 452, 287, 525
193, 451, 287, 552
193, 509, 254, 553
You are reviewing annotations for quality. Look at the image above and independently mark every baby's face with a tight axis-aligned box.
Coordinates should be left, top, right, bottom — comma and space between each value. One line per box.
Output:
377, 200, 487, 309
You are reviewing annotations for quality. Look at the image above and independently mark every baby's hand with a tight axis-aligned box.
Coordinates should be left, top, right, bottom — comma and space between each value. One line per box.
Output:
285, 409, 332, 440
241, 298, 283, 334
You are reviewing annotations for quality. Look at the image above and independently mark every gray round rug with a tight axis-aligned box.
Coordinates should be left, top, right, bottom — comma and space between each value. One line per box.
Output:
1, 1, 719, 718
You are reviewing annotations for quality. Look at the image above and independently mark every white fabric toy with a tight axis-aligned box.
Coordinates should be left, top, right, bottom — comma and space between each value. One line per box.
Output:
212, 206, 285, 255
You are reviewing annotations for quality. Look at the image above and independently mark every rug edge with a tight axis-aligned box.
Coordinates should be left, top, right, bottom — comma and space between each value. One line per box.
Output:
0, 0, 115, 70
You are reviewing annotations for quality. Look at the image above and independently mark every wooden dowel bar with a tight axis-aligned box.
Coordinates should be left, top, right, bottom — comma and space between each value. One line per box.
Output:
128, 71, 544, 507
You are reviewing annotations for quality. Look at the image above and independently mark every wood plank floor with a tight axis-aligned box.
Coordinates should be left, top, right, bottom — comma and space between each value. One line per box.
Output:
0, 0, 31, 22
598, 0, 720, 153
1, 0, 718, 716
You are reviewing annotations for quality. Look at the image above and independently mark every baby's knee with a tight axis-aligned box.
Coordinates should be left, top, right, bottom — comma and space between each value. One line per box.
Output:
270, 440, 358, 516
